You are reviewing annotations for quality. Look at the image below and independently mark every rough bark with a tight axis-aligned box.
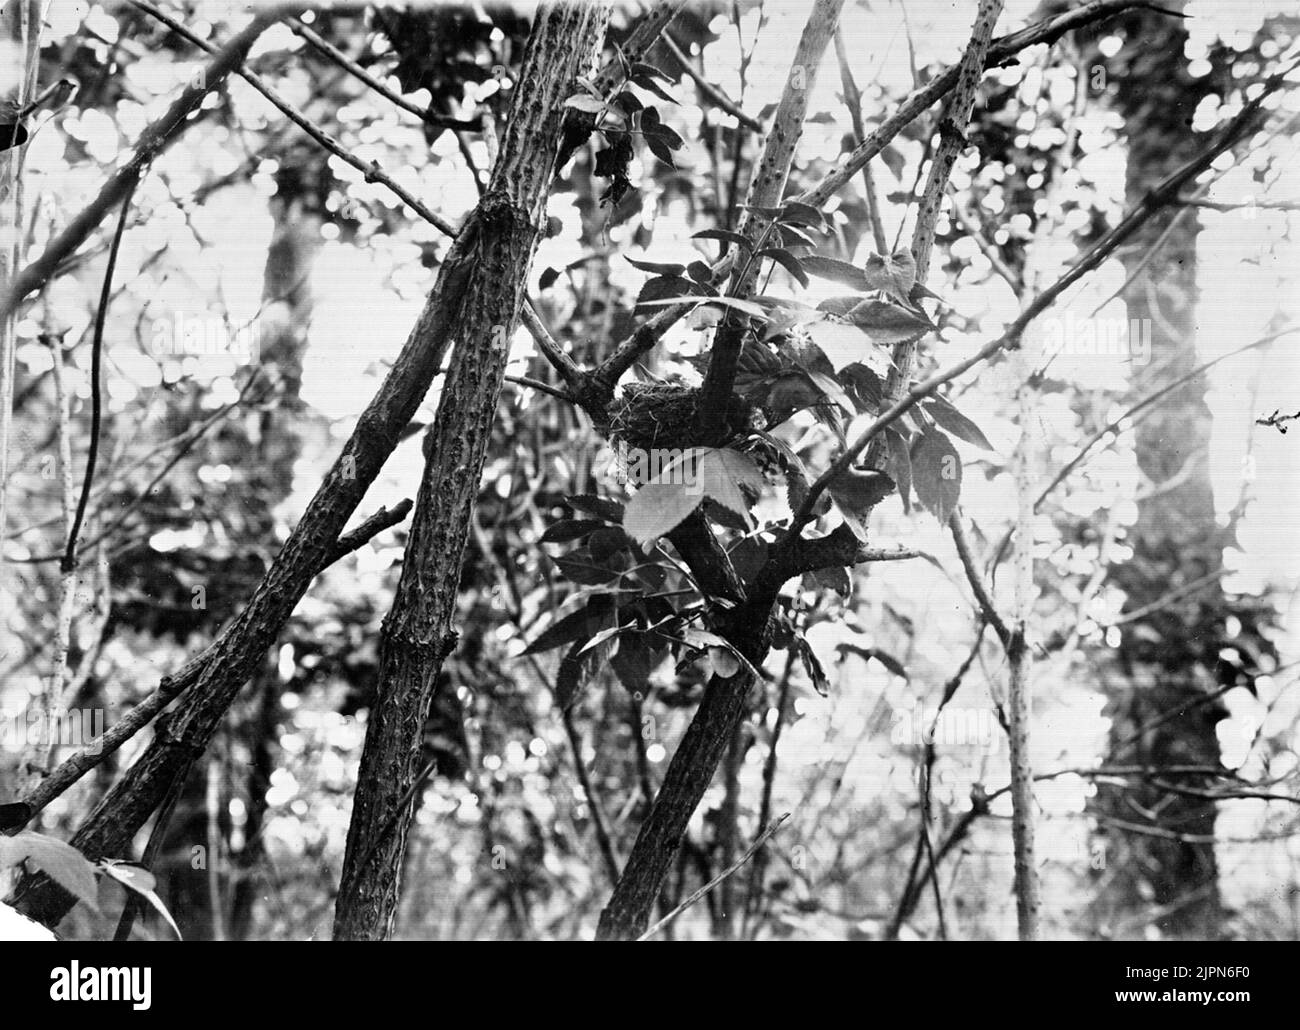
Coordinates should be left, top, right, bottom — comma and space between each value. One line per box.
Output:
332, 0, 611, 941
1093, 2, 1227, 939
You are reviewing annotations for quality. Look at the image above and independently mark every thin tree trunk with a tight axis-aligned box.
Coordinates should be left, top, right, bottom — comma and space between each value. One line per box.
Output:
332, 0, 611, 941
596, 0, 846, 940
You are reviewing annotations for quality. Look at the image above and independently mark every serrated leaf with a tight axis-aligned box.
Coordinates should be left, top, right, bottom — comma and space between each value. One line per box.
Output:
862, 248, 918, 304
803, 255, 870, 292
840, 363, 883, 411
696, 448, 762, 528
910, 429, 962, 522
923, 395, 995, 451
759, 248, 809, 288
624, 481, 704, 547
626, 255, 687, 277
828, 469, 895, 518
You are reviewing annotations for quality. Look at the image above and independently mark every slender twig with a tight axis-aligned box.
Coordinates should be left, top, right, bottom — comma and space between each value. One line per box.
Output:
62, 181, 137, 574
948, 510, 1011, 648
833, 27, 888, 254
561, 706, 622, 887
289, 18, 481, 131
637, 813, 790, 940
660, 35, 762, 131
130, 1, 460, 239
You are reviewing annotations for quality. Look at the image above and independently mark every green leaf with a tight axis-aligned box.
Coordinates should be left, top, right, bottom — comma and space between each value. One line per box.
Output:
779, 201, 826, 228
768, 371, 824, 411
624, 481, 704, 547
923, 395, 995, 451
846, 300, 933, 344
563, 94, 606, 114
840, 363, 883, 411
803, 255, 870, 292
911, 429, 962, 522
696, 448, 763, 527
775, 224, 818, 249
636, 295, 768, 319
631, 61, 673, 82
883, 426, 913, 513
555, 640, 597, 711
644, 131, 678, 167
555, 553, 625, 586
541, 519, 604, 544
687, 260, 713, 284
523, 595, 616, 654
806, 320, 873, 372
862, 248, 918, 305
796, 636, 830, 695
806, 370, 856, 415
626, 256, 686, 277
633, 75, 679, 105
758, 247, 809, 288
636, 274, 693, 309
566, 494, 624, 524
611, 633, 655, 693
99, 861, 182, 939
693, 228, 753, 251
828, 469, 895, 525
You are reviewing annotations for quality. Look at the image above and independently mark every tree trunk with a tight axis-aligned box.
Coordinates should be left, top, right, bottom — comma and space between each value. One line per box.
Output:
596, 0, 846, 940
1093, 1, 1227, 939
332, 0, 610, 941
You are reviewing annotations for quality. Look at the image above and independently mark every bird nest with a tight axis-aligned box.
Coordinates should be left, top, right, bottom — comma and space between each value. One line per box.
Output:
608, 381, 748, 452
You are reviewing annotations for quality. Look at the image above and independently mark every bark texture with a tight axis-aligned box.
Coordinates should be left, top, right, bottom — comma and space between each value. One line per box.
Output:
332, 0, 611, 941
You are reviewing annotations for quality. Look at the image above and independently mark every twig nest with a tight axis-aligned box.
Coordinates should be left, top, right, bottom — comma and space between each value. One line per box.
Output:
609, 381, 749, 451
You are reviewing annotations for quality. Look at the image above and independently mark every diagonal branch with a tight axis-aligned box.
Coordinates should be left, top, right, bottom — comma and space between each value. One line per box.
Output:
0, 8, 291, 323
